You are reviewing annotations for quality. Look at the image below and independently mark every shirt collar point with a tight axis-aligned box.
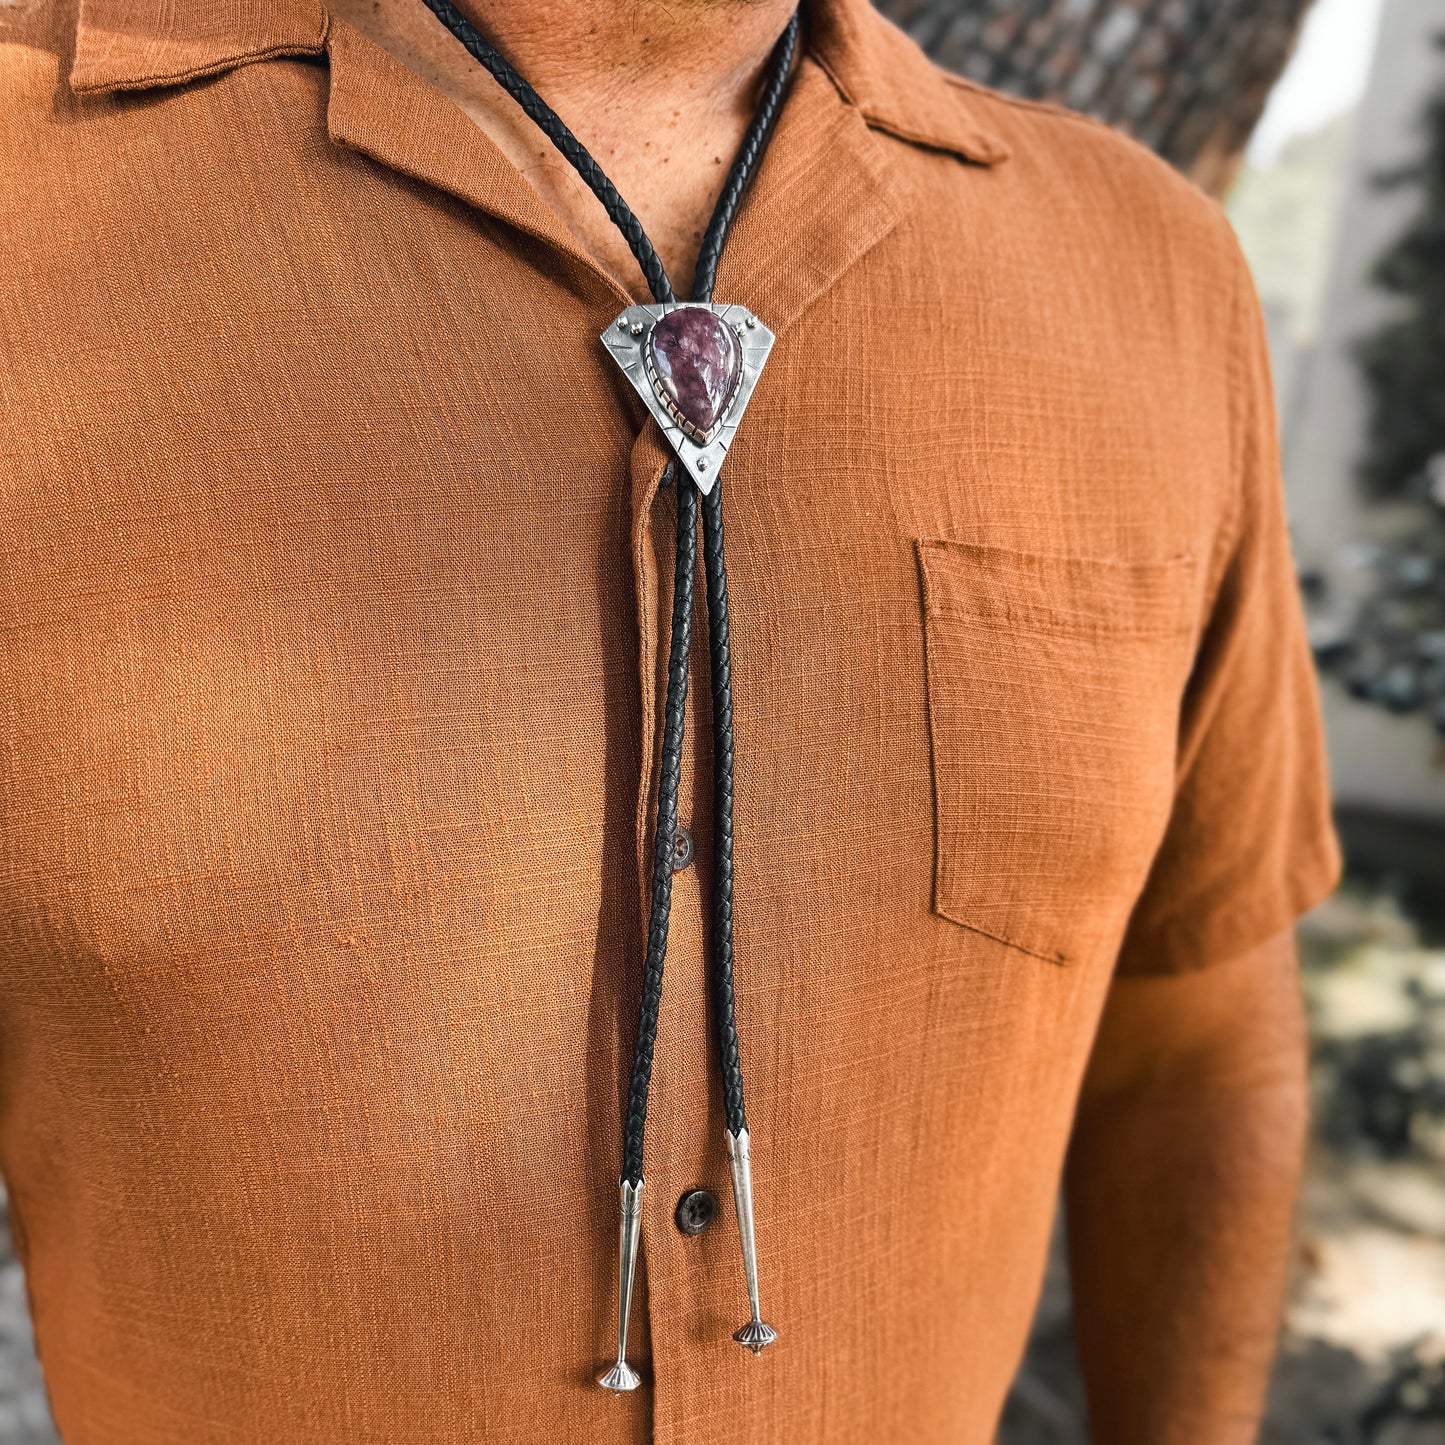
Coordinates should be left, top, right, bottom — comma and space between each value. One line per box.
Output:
68, 0, 328, 96
808, 0, 1013, 170
865, 105, 1014, 169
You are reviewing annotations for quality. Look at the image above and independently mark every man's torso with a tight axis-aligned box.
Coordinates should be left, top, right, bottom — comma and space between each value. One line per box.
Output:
0, 1, 1256, 1440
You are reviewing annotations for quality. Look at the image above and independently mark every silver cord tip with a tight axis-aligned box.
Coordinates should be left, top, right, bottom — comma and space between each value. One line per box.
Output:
599, 1179, 644, 1392
725, 1129, 778, 1357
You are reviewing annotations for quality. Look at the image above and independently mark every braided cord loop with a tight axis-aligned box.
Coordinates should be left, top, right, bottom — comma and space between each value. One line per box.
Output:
417, 0, 800, 1189
692, 14, 800, 305
621, 466, 697, 1182
690, 17, 799, 1142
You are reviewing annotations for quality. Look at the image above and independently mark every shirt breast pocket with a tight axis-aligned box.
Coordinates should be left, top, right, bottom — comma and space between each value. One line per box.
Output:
915, 539, 1200, 967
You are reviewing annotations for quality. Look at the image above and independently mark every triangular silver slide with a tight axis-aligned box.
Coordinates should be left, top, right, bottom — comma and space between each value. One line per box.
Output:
601, 302, 776, 494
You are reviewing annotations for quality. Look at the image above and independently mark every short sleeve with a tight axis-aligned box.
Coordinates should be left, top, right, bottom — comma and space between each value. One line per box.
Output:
1113, 223, 1343, 977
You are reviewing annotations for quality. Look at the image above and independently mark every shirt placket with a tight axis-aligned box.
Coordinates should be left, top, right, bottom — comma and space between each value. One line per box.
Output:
616, 79, 911, 1445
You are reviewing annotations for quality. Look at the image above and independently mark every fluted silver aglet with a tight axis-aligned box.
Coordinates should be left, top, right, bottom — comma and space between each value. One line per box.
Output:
725, 1129, 777, 1355
598, 1360, 641, 1392
598, 1179, 644, 1391
733, 1318, 779, 1354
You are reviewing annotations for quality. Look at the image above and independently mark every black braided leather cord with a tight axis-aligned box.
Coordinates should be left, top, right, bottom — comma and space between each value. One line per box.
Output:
417, 0, 801, 1188
622, 467, 696, 1183
700, 487, 747, 1136
692, 13, 800, 305
417, 0, 674, 304
689, 13, 799, 1144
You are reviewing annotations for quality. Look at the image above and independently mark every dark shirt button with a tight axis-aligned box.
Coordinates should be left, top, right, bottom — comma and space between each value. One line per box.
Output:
672, 825, 695, 871
675, 1188, 718, 1237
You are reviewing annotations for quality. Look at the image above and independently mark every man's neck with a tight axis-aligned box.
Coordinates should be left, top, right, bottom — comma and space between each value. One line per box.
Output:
327, 1, 801, 296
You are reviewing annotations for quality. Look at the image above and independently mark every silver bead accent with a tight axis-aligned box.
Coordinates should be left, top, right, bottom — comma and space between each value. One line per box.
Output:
744, 315, 758, 330
734, 1317, 779, 1353
630, 322, 646, 338
726, 1129, 777, 1355
597, 1179, 644, 1391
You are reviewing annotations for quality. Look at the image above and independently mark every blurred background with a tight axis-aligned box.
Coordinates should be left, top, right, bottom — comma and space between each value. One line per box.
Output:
2, 1, 1444, 1441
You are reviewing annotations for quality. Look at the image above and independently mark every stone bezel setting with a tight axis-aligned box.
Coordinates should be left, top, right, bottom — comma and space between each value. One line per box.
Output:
601, 301, 777, 493
642, 308, 744, 446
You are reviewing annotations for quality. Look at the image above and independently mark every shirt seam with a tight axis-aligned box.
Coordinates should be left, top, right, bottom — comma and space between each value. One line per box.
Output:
1202, 222, 1254, 629
939, 73, 1099, 126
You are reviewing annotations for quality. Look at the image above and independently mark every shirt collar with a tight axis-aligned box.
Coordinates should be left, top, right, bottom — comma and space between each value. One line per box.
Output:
69, 0, 329, 94
69, 0, 1010, 168
809, 0, 1010, 166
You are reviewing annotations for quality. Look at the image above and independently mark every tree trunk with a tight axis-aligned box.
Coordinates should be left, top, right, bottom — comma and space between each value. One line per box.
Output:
875, 0, 1316, 197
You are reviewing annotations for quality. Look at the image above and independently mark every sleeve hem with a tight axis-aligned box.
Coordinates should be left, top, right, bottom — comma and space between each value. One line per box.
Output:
1112, 824, 1344, 978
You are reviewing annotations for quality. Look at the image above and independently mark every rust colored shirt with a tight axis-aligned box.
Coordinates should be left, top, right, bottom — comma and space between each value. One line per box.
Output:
0, 1, 1341, 1441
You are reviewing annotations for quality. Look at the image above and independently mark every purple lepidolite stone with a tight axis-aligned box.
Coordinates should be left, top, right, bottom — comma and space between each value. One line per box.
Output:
647, 307, 742, 439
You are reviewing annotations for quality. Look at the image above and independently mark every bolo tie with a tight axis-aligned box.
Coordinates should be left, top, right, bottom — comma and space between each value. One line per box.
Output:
417, 0, 801, 1391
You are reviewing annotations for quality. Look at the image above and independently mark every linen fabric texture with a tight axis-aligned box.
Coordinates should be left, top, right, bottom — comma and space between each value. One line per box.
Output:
0, 0, 1341, 1441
